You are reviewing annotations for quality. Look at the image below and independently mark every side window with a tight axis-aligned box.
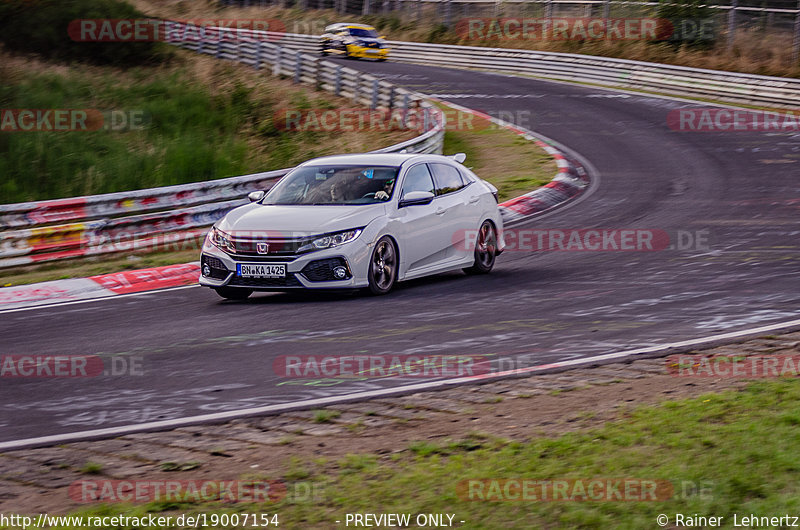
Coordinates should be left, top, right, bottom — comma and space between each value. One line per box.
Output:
400, 164, 435, 197
430, 163, 466, 195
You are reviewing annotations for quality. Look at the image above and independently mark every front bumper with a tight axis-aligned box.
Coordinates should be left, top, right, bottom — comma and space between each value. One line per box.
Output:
199, 239, 371, 291
347, 45, 389, 59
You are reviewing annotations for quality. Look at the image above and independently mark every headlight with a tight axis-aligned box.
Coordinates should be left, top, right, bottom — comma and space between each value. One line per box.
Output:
208, 227, 235, 254
298, 229, 362, 253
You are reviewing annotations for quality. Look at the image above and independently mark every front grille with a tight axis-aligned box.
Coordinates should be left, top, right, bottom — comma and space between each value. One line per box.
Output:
201, 255, 229, 280
230, 237, 311, 257
228, 255, 296, 263
301, 258, 351, 282
229, 274, 303, 288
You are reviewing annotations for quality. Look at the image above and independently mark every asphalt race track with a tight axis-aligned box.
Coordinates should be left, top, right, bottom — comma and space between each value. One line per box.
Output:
2, 60, 799, 444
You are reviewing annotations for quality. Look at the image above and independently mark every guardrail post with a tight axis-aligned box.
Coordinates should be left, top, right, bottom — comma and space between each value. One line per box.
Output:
371, 79, 379, 109
255, 40, 263, 70
363, 0, 370, 15
602, 0, 610, 19
727, 0, 738, 51
545, 0, 553, 20
335, 66, 343, 96
794, 0, 800, 63
353, 73, 361, 104
388, 85, 395, 110
444, 0, 452, 28
314, 58, 323, 90
294, 51, 302, 83
274, 47, 282, 77
216, 37, 223, 59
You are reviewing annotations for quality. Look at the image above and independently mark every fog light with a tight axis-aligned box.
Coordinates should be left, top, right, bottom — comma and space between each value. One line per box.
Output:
202, 264, 211, 276
333, 266, 347, 279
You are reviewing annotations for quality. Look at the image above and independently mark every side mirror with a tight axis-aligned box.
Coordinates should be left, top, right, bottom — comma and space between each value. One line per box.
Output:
380, 35, 387, 39
248, 191, 265, 202
398, 190, 434, 207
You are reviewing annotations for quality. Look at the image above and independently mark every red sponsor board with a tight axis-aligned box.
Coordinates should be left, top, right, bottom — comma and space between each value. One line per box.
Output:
69, 480, 286, 503
89, 263, 200, 294
273, 354, 490, 378
668, 355, 800, 377
457, 478, 674, 501
68, 19, 286, 42
0, 355, 104, 378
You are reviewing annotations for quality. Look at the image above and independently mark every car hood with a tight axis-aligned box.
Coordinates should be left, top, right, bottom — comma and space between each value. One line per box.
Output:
216, 203, 385, 237
351, 37, 383, 44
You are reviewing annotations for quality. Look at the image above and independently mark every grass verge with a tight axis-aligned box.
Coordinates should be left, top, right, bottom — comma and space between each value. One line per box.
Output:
28, 378, 800, 528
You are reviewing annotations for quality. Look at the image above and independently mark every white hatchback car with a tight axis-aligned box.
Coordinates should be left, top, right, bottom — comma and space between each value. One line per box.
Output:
200, 152, 504, 298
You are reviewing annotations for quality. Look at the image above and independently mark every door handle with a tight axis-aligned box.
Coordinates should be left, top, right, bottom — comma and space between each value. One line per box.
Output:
468, 196, 480, 204
435, 207, 446, 215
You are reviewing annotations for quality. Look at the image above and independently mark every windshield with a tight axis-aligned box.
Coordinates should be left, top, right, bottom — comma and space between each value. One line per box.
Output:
349, 28, 379, 38
263, 165, 399, 205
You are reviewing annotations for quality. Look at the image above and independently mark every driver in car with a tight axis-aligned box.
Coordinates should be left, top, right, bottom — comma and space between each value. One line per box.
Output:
375, 178, 394, 200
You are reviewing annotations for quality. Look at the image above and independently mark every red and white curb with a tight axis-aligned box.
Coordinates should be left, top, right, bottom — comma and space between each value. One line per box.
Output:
0, 263, 200, 311
428, 99, 590, 223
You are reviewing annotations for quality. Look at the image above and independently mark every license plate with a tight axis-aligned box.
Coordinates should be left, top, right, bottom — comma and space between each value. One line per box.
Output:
237, 263, 286, 278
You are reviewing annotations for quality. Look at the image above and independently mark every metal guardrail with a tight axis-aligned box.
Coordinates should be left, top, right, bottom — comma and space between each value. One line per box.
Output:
5, 26, 799, 268
271, 32, 800, 108
0, 24, 445, 269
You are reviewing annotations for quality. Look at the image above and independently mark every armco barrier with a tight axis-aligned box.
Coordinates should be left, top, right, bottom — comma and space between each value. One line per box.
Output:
0, 23, 445, 269
270, 32, 800, 109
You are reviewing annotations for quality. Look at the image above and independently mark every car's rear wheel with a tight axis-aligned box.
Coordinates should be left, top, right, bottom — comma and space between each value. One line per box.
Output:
464, 220, 497, 275
214, 286, 253, 300
367, 236, 397, 295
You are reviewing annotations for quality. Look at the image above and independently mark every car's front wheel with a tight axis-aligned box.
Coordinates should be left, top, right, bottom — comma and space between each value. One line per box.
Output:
214, 286, 253, 300
367, 236, 397, 295
464, 220, 497, 275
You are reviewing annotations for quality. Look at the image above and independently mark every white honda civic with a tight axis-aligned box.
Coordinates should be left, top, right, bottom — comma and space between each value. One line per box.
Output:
199, 152, 504, 299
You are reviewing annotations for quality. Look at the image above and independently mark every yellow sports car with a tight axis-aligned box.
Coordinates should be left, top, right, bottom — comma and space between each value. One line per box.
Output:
319, 23, 389, 61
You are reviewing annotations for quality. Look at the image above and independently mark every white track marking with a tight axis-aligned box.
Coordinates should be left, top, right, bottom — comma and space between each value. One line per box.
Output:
2, 317, 799, 451
0, 285, 200, 315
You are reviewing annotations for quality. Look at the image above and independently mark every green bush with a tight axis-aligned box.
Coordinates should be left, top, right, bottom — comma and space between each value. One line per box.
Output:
0, 0, 170, 66
656, 0, 717, 48
0, 70, 258, 203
